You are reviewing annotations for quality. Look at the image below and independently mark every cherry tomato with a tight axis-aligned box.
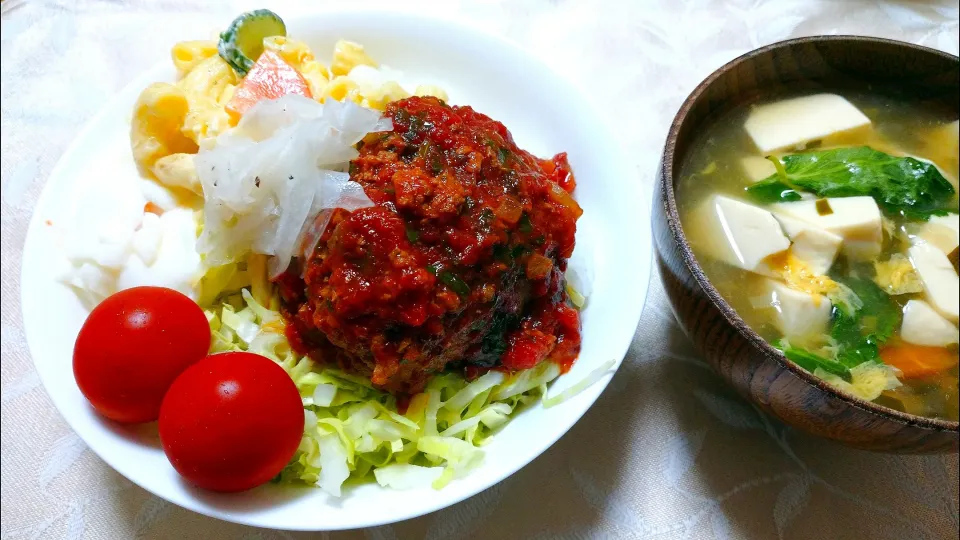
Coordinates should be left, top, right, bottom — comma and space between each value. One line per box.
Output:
158, 352, 304, 492
73, 286, 210, 423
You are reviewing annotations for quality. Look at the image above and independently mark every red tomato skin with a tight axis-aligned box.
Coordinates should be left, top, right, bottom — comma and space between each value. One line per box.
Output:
72, 286, 211, 423
158, 352, 304, 493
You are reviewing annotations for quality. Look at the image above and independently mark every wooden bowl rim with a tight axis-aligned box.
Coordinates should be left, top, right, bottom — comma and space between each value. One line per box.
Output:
660, 35, 960, 433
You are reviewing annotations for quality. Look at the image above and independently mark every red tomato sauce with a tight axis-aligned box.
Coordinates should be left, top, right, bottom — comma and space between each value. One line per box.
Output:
278, 96, 583, 394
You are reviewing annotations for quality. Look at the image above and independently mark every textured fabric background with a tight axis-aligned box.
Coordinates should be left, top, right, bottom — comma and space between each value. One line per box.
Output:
2, 1, 958, 539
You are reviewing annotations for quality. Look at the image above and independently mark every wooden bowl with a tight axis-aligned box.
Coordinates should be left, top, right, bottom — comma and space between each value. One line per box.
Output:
653, 36, 960, 453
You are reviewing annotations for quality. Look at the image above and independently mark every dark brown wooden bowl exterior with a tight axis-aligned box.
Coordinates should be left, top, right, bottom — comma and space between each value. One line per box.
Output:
654, 36, 960, 453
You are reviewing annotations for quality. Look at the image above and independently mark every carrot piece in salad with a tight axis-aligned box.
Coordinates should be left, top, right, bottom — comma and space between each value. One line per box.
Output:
880, 344, 959, 379
144, 201, 164, 215
226, 51, 312, 122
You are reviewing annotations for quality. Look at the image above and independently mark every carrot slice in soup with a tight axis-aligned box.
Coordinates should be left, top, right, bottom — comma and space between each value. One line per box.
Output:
226, 51, 312, 122
880, 344, 959, 379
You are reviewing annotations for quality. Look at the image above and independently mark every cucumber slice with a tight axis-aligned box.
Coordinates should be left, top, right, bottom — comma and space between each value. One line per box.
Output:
218, 9, 286, 76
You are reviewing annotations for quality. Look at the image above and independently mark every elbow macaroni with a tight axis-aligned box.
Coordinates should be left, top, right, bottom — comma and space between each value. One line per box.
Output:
132, 36, 447, 184
322, 76, 362, 104
331, 40, 377, 77
367, 81, 411, 111
152, 153, 202, 194
177, 56, 238, 146
177, 55, 237, 99
131, 83, 198, 167
171, 40, 218, 74
263, 36, 319, 70
300, 60, 331, 98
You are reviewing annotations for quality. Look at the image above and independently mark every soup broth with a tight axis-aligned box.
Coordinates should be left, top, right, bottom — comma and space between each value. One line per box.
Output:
678, 91, 960, 421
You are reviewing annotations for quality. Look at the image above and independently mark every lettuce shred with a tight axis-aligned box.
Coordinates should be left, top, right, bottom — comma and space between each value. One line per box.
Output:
202, 261, 616, 495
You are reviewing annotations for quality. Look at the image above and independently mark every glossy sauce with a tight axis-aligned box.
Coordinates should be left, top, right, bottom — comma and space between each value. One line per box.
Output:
279, 97, 582, 394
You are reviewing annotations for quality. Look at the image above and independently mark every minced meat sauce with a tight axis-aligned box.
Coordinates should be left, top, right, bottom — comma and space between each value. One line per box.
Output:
276, 96, 583, 395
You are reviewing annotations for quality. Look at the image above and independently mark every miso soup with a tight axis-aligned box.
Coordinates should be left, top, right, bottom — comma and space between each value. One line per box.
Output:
677, 91, 960, 421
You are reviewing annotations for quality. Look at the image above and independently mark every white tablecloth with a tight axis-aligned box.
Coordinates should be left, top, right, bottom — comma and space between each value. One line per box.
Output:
2, 1, 958, 538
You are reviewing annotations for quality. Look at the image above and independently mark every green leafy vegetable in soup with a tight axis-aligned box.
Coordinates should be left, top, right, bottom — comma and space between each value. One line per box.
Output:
780, 346, 851, 381
778, 275, 901, 383
747, 147, 957, 220
828, 275, 901, 367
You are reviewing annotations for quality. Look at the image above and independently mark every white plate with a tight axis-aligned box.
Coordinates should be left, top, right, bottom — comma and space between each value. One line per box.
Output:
20, 8, 651, 531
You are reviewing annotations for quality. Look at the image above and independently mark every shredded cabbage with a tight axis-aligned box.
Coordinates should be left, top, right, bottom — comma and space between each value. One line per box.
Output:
202, 272, 612, 496
542, 359, 618, 408
373, 464, 444, 490
198, 245, 617, 496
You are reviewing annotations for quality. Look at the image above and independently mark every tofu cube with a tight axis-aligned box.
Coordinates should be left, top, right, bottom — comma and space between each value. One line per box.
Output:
773, 196, 882, 260
901, 299, 960, 347
773, 214, 843, 275
689, 195, 790, 274
744, 94, 872, 153
915, 214, 959, 256
908, 243, 960, 322
740, 156, 777, 183
761, 279, 833, 340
